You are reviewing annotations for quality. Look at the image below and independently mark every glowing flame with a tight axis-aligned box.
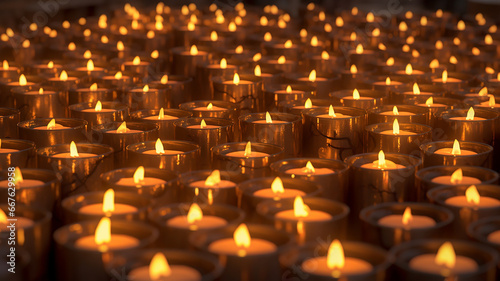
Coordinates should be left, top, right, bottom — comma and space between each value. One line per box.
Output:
442, 70, 448, 83
254, 65, 261, 76
294, 196, 310, 218
435, 242, 456, 269
321, 51, 329, 60
205, 170, 221, 186
372, 28, 380, 36
187, 203, 203, 224
429, 59, 439, 68
143, 85, 149, 92
235, 45, 243, 54
486, 67, 495, 74
285, 85, 292, 93
94, 101, 103, 112
310, 36, 318, 46
405, 64, 413, 75
350, 64, 357, 74
386, 57, 394, 66
378, 43, 386, 50
479, 87, 488, 96
457, 20, 465, 30
22, 40, 30, 48
132, 56, 141, 65
47, 119, 56, 129
329, 105, 336, 117
149, 253, 171, 280
399, 21, 408, 31
155, 138, 165, 154
102, 189, 115, 213
421, 16, 428, 26
210, 31, 218, 41
151, 50, 159, 59
94, 217, 111, 245
466, 107, 475, 120
377, 150, 387, 169
87, 60, 94, 71
133, 166, 145, 184
485, 34, 493, 45
489, 95, 496, 107
116, 122, 128, 133
117, 41, 124, 51
260, 16, 268, 26
277, 56, 286, 64
352, 89, 360, 100
305, 161, 315, 173
327, 240, 345, 269
228, 21, 236, 32
2, 60, 8, 70
402, 207, 412, 225
271, 177, 284, 194
366, 12, 374, 22
190, 45, 198, 55
234, 224, 251, 248
393, 119, 400, 135
324, 23, 332, 32
83, 50, 92, 59
59, 70, 68, 81
304, 98, 313, 109
393, 106, 399, 115
450, 168, 463, 184
284, 40, 292, 48
465, 185, 480, 205
204, 103, 212, 111
355, 44, 363, 54
402, 44, 410, 52
88, 83, 97, 91
187, 22, 195, 31
386, 77, 391, 85
451, 139, 461, 155
39, 88, 43, 94
253, 53, 262, 62
472, 47, 480, 56
70, 141, 79, 157
265, 112, 273, 123
14, 167, 23, 184
264, 32, 272, 41
19, 74, 27, 86
157, 108, 165, 120
233, 73, 240, 85
113, 71, 122, 80
200, 119, 207, 128
336, 17, 344, 27
308, 69, 316, 82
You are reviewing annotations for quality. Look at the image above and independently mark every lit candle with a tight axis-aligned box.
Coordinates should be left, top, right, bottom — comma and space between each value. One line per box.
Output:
449, 107, 485, 121
431, 168, 481, 185
487, 230, 500, 244
378, 207, 436, 228
341, 89, 374, 101
107, 122, 143, 134
78, 189, 138, 216
444, 185, 500, 208
189, 169, 236, 189
81, 101, 116, 113
416, 97, 446, 108
292, 98, 316, 110
33, 118, 70, 130
317, 105, 352, 119
186, 119, 220, 129
396, 64, 425, 75
252, 177, 305, 200
284, 161, 334, 176
193, 102, 226, 112
128, 252, 202, 281
0, 209, 34, 231
297, 69, 328, 83
301, 240, 373, 277
380, 106, 415, 116
208, 224, 277, 256
222, 72, 252, 86
409, 241, 478, 275
143, 138, 184, 155
360, 150, 406, 170
52, 141, 97, 158
0, 167, 44, 188
275, 196, 332, 222
142, 108, 179, 121
432, 70, 462, 83
225, 141, 269, 158
434, 139, 477, 156
0, 139, 18, 153
115, 166, 167, 187
74, 217, 140, 251
166, 203, 227, 231
476, 95, 500, 109
380, 119, 416, 135
253, 112, 287, 124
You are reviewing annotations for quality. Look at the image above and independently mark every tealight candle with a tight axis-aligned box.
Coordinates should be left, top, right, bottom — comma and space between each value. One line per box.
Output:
186, 119, 221, 129
434, 139, 477, 156
444, 185, 500, 208
252, 177, 306, 199
128, 252, 202, 281
115, 166, 167, 187
52, 141, 97, 158
284, 161, 334, 176
380, 119, 417, 135
225, 141, 269, 158
208, 224, 277, 256
189, 170, 237, 190
252, 112, 287, 124
74, 217, 140, 251
275, 196, 333, 222
193, 102, 226, 112
33, 118, 70, 130
317, 105, 351, 119
78, 189, 138, 216
360, 151, 406, 170
378, 207, 436, 228
143, 138, 184, 155
431, 168, 481, 185
107, 121, 143, 134
142, 108, 179, 121
80, 100, 116, 112
416, 97, 446, 108
380, 106, 414, 116
449, 107, 485, 121
166, 203, 228, 230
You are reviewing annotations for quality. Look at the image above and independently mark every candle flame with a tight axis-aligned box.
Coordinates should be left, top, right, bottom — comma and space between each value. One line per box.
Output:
324, 23, 332, 32
294, 196, 310, 218
412, 83, 420, 95
14, 167, 23, 184
355, 44, 363, 54
453, 37, 460, 46
200, 119, 207, 128
386, 57, 394, 66
102, 189, 115, 213
485, 34, 493, 45
386, 77, 391, 85
117, 41, 124, 51
378, 43, 386, 50
350, 64, 357, 74
405, 64, 413, 75
151, 50, 159, 59
452, 139, 461, 155
277, 56, 286, 64
206, 103, 213, 110
254, 65, 261, 76
435, 40, 443, 49
235, 45, 243, 54
304, 98, 312, 109
2, 60, 8, 70
421, 16, 428, 26
479, 87, 488, 96
353, 89, 360, 100
352, 7, 358, 15
158, 108, 165, 119
336, 16, 344, 27
132, 56, 141, 65
143, 85, 149, 92
436, 9, 443, 17
412, 50, 419, 58
47, 119, 56, 129
187, 22, 195, 31
489, 95, 496, 107
286, 85, 292, 93
377, 150, 387, 169
472, 47, 480, 56
466, 107, 475, 120
234, 224, 251, 248
95, 101, 102, 112
19, 74, 27, 86
39, 88, 43, 94
119, 26, 128, 35
465, 185, 480, 205
442, 70, 448, 83
402, 207, 412, 225
83, 50, 92, 59
305, 161, 315, 173
372, 28, 380, 36
264, 32, 272, 42
284, 40, 292, 48
366, 12, 374, 22
393, 106, 399, 115
489, 25, 497, 33
271, 177, 284, 194
429, 59, 439, 69
310, 36, 318, 46
321, 51, 329, 60
189, 45, 199, 56
89, 83, 98, 91
327, 240, 345, 269
208, 31, 218, 42
450, 168, 463, 184
260, 16, 268, 26
457, 20, 465, 30
329, 105, 336, 117
70, 141, 79, 157
300, 29, 307, 38
87, 59, 94, 71
149, 253, 171, 279
22, 40, 30, 48
205, 170, 221, 186
243, 141, 252, 157
187, 203, 203, 224
485, 67, 495, 74
233, 73, 240, 85
308, 69, 316, 82
393, 119, 400, 134
265, 112, 273, 123
114, 71, 123, 79
116, 122, 128, 133
155, 138, 165, 154
133, 166, 145, 184
253, 53, 262, 62
399, 21, 408, 31
402, 44, 410, 52
0, 209, 7, 223
435, 242, 456, 269
94, 217, 111, 245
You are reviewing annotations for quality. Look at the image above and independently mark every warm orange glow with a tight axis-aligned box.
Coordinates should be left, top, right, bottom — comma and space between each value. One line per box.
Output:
205, 169, 221, 186
393, 119, 400, 134
253, 53, 262, 62
366, 12, 374, 22
402, 44, 410, 52
271, 177, 284, 194
413, 83, 420, 95
88, 83, 97, 91
284, 40, 292, 48
83, 50, 92, 59
155, 21, 163, 31
386, 57, 394, 66
479, 87, 488, 96
489, 95, 496, 107
264, 32, 272, 41
355, 44, 363, 54
260, 16, 268, 26
187, 22, 195, 31
310, 36, 318, 46
350, 64, 357, 74
155, 138, 165, 154
59, 70, 68, 81
435, 40, 443, 49
151, 50, 159, 59
450, 168, 463, 184
220, 58, 227, 69
200, 119, 207, 128
233, 73, 240, 85
102, 189, 115, 213
13, 167, 22, 185
294, 196, 310, 218
161, 75, 168, 84
119, 26, 128, 35
449, 56, 458, 64
412, 50, 419, 58
93, 101, 103, 112
436, 9, 443, 17
19, 74, 27, 86
304, 98, 313, 109
228, 21, 236, 32
442, 70, 448, 83
429, 59, 439, 69
393, 106, 399, 115
352, 89, 360, 100
378, 43, 387, 50
472, 47, 480, 56
234, 224, 251, 248
308, 69, 316, 82
235, 45, 243, 54
94, 217, 111, 245
2, 60, 8, 70
377, 150, 387, 169
158, 108, 165, 119
402, 207, 412, 225
22, 40, 30, 48
405, 64, 413, 75
305, 161, 315, 173
466, 185, 480, 205
187, 203, 203, 224
350, 32, 356, 41
336, 16, 344, 27
327, 240, 345, 269
216, 14, 225, 24
485, 34, 493, 45
117, 41, 124, 51
457, 20, 465, 30
435, 242, 456, 269
321, 51, 330, 60
385, 77, 391, 85
277, 56, 286, 64
149, 253, 171, 280
489, 25, 497, 33
452, 139, 461, 155
116, 122, 128, 133
254, 65, 261, 76
329, 105, 336, 117
133, 166, 145, 184
466, 107, 475, 120
0, 209, 7, 223
399, 21, 408, 31
143, 85, 149, 92
190, 45, 198, 55
286, 85, 292, 93
47, 119, 56, 130
132, 56, 141, 65
485, 67, 495, 74
324, 23, 332, 32
372, 28, 380, 36
352, 7, 358, 15
210, 31, 218, 41
205, 103, 213, 111
39, 88, 43, 94
421, 16, 428, 26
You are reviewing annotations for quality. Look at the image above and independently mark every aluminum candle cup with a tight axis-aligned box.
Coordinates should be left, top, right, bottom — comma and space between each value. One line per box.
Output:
420, 140, 493, 168
415, 166, 499, 201
149, 75, 194, 108
174, 117, 234, 168
0, 139, 35, 169
302, 106, 367, 160
240, 112, 302, 157
189, 224, 292, 281
12, 87, 67, 119
359, 202, 454, 249
69, 101, 128, 133
18, 118, 88, 148
263, 83, 315, 112
126, 140, 201, 173
195, 61, 238, 99
60, 191, 150, 224
330, 89, 386, 110
178, 170, 248, 206
427, 184, 500, 238
211, 142, 284, 179
280, 241, 389, 281
68, 85, 114, 105
368, 105, 429, 125
0, 205, 51, 281
365, 122, 432, 155
129, 108, 191, 140
149, 203, 245, 248
389, 239, 498, 281
179, 100, 239, 138
0, 168, 60, 212
53, 220, 158, 281
0, 108, 20, 138
171, 46, 210, 77
36, 143, 114, 198
92, 122, 158, 167
106, 249, 223, 281
256, 197, 349, 243
438, 109, 498, 145
212, 74, 263, 113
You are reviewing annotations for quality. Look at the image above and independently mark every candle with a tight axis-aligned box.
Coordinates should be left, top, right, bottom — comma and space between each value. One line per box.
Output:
297, 69, 328, 83
317, 105, 352, 119
396, 64, 425, 76
449, 107, 485, 121
284, 161, 334, 176
416, 97, 446, 108
0, 139, 18, 153
0, 167, 44, 188
33, 118, 70, 130
378, 207, 436, 228
301, 240, 373, 277
78, 189, 138, 216
189, 169, 236, 189
208, 224, 277, 256
142, 108, 179, 121
431, 168, 481, 185
487, 230, 500, 244
409, 241, 478, 275
253, 112, 287, 124
360, 150, 406, 170
128, 252, 202, 281
193, 103, 226, 112
115, 166, 167, 187
291, 98, 316, 110
186, 119, 221, 129
225, 141, 269, 158
342, 89, 374, 101
252, 177, 305, 199
432, 70, 463, 83
275, 196, 332, 222
107, 121, 143, 134
166, 203, 227, 231
476, 95, 500, 109
434, 139, 477, 156
380, 119, 416, 135
143, 139, 184, 155
444, 185, 500, 208
275, 85, 305, 97
52, 141, 97, 158
74, 217, 140, 251
81, 101, 116, 113
0, 209, 34, 230
380, 106, 415, 116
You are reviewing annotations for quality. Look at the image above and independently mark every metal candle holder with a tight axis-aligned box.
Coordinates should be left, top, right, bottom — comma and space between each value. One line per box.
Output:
389, 239, 498, 281
302, 106, 367, 159
149, 75, 194, 108
365, 122, 433, 155
53, 219, 158, 281
149, 203, 245, 248
278, 99, 334, 116
171, 46, 210, 77
69, 101, 129, 132
126, 140, 201, 173
179, 100, 239, 138
368, 105, 429, 125
92, 121, 158, 167
0, 108, 20, 138
195, 61, 238, 99
438, 108, 498, 145
68, 85, 114, 105
330, 89, 386, 110
257, 197, 350, 243
359, 202, 454, 249
121, 60, 151, 80
212, 74, 263, 113
285, 72, 341, 99
420, 140, 493, 168
0, 139, 35, 169
129, 108, 191, 140
18, 118, 88, 148
468, 217, 500, 253
240, 112, 302, 157
263, 83, 315, 111
12, 87, 67, 119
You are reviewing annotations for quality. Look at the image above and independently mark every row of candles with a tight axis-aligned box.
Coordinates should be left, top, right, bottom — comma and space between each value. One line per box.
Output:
1, 1, 500, 281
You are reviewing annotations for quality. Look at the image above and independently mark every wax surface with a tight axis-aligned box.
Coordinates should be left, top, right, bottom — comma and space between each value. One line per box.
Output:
378, 214, 436, 228
51, 152, 98, 158
186, 125, 221, 129
253, 120, 287, 124
285, 167, 335, 176
222, 80, 253, 85
379, 111, 415, 116
33, 124, 69, 130
253, 188, 306, 199
78, 203, 138, 215
487, 230, 500, 244
317, 113, 351, 119
360, 160, 405, 170
190, 180, 236, 189
0, 217, 34, 232
128, 264, 202, 281
275, 90, 304, 95
208, 237, 277, 256
0, 148, 18, 153
444, 195, 500, 208
81, 108, 116, 112
430, 176, 481, 185
143, 115, 178, 120
301, 256, 373, 276
115, 177, 167, 187
416, 103, 446, 108
74, 234, 140, 251
432, 78, 462, 83
434, 148, 477, 156
449, 116, 486, 121
143, 149, 184, 155
167, 215, 227, 230
107, 129, 143, 134
225, 151, 269, 158
342, 97, 374, 101
380, 130, 417, 136
409, 254, 478, 274
193, 105, 226, 111
275, 209, 333, 222
0, 179, 44, 188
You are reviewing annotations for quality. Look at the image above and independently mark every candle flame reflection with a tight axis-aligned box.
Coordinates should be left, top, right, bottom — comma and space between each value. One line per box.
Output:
149, 253, 171, 279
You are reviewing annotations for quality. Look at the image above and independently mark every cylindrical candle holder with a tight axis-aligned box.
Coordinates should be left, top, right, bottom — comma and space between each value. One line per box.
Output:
149, 75, 194, 108
368, 105, 429, 125
129, 108, 192, 140
256, 197, 350, 243
240, 112, 302, 157
359, 202, 454, 249
13, 87, 67, 119
174, 117, 234, 168
420, 140, 493, 168
122, 85, 170, 111
69, 101, 128, 132
53, 219, 158, 281
149, 203, 245, 248
0, 108, 20, 138
330, 89, 386, 110
179, 100, 239, 138
437, 108, 498, 145
286, 72, 341, 99
126, 140, 201, 173
68, 84, 114, 105
121, 59, 151, 80
18, 118, 88, 148
270, 158, 349, 202
278, 98, 334, 116
91, 122, 158, 167
212, 74, 263, 112
195, 61, 238, 99
365, 122, 433, 155
0, 139, 35, 169
389, 239, 498, 281
302, 106, 367, 159
171, 46, 210, 77
263, 83, 316, 112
